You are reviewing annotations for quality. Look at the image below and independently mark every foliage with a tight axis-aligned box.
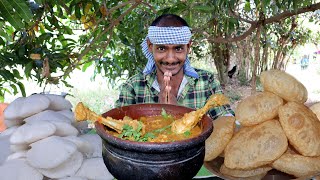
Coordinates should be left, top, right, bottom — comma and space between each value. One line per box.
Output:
0, 0, 320, 101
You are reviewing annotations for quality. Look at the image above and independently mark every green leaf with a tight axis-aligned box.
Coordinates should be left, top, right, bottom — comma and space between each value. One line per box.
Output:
62, 26, 73, 35
37, 33, 53, 43
61, 80, 73, 88
82, 61, 93, 72
0, 69, 14, 80
18, 45, 26, 57
12, 69, 22, 79
75, 4, 81, 19
11, 0, 34, 22
24, 61, 34, 77
10, 84, 18, 94
0, 37, 4, 45
184, 131, 191, 137
0, 0, 25, 29
161, 108, 169, 119
48, 15, 59, 28
44, 23, 53, 32
17, 82, 26, 97
244, 1, 251, 12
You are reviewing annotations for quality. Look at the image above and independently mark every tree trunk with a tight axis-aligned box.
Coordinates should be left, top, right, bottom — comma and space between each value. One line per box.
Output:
251, 25, 262, 94
211, 44, 228, 87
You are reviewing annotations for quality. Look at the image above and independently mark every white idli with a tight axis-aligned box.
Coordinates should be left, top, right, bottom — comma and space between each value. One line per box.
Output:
0, 126, 18, 138
0, 159, 43, 180
57, 109, 75, 121
10, 144, 29, 152
59, 177, 88, 180
51, 121, 79, 136
63, 136, 93, 158
10, 121, 56, 145
45, 94, 73, 111
79, 134, 102, 158
38, 151, 83, 179
24, 110, 72, 124
75, 158, 113, 180
26, 136, 77, 169
4, 94, 50, 120
0, 135, 11, 165
4, 118, 24, 128
6, 150, 27, 161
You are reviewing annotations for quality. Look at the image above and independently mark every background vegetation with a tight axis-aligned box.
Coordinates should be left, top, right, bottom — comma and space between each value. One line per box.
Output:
0, 0, 320, 106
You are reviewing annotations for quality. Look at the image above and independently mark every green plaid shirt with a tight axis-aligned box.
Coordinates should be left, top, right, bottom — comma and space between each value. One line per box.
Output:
115, 68, 234, 120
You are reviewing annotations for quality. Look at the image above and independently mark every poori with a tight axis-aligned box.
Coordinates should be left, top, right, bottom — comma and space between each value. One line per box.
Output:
235, 92, 283, 126
204, 116, 235, 161
272, 149, 320, 177
260, 69, 308, 103
310, 102, 320, 121
220, 163, 272, 178
224, 120, 288, 170
278, 102, 320, 156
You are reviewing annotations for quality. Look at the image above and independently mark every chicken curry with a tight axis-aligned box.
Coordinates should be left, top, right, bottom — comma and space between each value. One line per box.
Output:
107, 114, 202, 142
74, 94, 230, 143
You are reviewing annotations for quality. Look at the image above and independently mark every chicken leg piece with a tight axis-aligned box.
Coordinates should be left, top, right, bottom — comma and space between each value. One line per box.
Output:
171, 94, 230, 134
75, 102, 145, 134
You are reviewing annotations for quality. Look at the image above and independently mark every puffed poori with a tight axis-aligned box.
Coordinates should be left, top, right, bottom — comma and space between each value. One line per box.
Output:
235, 92, 283, 126
310, 102, 320, 121
278, 102, 320, 156
260, 69, 308, 103
224, 120, 288, 170
272, 150, 320, 178
204, 116, 235, 161
220, 163, 272, 178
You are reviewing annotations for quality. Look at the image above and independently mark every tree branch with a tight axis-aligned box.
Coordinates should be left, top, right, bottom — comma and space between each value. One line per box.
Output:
264, 2, 320, 24
77, 1, 141, 60
207, 23, 258, 43
60, 1, 142, 78
207, 2, 320, 43
229, 8, 255, 24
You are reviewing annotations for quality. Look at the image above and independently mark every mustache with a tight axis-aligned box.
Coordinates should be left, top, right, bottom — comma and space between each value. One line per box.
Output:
159, 61, 181, 66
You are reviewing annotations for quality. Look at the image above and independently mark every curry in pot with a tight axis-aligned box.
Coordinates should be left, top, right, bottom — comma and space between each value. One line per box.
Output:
74, 94, 230, 142
106, 114, 202, 142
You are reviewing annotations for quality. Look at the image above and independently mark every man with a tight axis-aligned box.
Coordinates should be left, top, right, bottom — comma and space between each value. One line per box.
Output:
115, 14, 234, 120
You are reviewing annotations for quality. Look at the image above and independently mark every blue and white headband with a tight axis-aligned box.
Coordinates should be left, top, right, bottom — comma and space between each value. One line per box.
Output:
141, 26, 199, 78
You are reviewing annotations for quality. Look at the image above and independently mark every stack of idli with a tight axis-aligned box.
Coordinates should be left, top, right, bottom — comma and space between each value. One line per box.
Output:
0, 94, 113, 180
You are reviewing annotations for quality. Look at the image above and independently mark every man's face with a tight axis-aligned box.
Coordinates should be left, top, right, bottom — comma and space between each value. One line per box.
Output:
148, 40, 191, 76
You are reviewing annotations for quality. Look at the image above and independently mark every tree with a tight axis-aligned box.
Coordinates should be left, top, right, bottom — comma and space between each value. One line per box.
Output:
0, 0, 319, 101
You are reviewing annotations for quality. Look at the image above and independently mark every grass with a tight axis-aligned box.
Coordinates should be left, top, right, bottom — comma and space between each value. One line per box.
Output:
66, 85, 119, 114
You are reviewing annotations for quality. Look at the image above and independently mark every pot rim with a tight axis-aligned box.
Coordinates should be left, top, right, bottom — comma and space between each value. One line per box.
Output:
95, 103, 213, 153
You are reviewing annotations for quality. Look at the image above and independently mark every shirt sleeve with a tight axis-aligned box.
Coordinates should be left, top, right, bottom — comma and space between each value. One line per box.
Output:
206, 73, 235, 120
115, 82, 136, 107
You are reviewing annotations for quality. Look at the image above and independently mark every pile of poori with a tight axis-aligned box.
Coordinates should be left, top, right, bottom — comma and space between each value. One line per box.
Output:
204, 69, 320, 179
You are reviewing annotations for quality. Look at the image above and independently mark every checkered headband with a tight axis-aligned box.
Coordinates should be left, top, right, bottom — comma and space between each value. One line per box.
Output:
141, 26, 199, 78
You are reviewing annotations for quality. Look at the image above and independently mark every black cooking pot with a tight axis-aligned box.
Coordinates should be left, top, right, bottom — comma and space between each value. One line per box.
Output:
95, 103, 213, 180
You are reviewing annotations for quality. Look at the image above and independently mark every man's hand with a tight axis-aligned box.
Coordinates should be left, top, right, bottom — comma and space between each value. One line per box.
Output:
159, 72, 177, 104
